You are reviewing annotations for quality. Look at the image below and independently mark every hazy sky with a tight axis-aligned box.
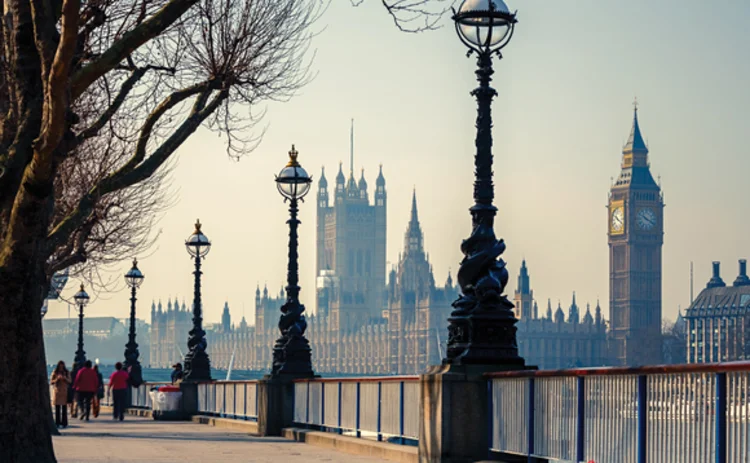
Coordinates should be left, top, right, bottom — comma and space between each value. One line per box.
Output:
48, 0, 750, 329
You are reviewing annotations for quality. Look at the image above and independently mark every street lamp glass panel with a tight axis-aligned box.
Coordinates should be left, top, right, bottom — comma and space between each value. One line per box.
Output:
125, 258, 145, 288
73, 284, 90, 306
276, 165, 312, 200
185, 220, 211, 258
276, 145, 312, 201
454, 0, 515, 51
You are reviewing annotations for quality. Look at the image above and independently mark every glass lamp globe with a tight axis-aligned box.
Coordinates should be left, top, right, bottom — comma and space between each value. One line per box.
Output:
453, 0, 517, 54
73, 284, 90, 307
125, 258, 145, 289
185, 219, 211, 258
276, 145, 312, 201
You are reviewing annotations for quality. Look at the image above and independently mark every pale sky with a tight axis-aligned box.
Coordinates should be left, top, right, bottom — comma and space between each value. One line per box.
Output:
48, 0, 750, 329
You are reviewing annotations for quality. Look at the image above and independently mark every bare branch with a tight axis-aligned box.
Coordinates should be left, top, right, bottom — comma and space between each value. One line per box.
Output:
70, 0, 199, 100
352, 0, 455, 32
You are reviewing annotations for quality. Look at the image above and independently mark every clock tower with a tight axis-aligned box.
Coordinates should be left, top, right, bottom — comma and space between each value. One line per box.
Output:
608, 104, 664, 366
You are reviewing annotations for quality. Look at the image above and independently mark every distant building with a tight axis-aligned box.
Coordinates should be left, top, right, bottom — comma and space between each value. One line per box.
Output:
684, 260, 750, 363
513, 261, 609, 369
43, 316, 141, 366
150, 299, 191, 368
203, 189, 458, 375
608, 106, 664, 366
44, 317, 127, 340
316, 162, 387, 330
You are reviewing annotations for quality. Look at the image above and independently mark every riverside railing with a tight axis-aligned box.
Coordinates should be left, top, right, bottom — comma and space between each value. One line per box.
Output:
101, 382, 169, 408
197, 381, 259, 420
292, 376, 420, 443
487, 362, 750, 463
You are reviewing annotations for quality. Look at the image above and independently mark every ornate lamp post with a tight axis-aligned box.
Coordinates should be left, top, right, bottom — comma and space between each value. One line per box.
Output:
124, 258, 145, 386
445, 0, 525, 366
271, 145, 314, 376
72, 284, 90, 371
183, 220, 212, 381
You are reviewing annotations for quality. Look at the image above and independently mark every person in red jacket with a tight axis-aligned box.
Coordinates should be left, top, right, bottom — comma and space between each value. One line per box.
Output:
73, 360, 99, 421
108, 362, 130, 421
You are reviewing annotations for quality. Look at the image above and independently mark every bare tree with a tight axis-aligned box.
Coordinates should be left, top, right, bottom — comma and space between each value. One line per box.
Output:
0, 0, 322, 460
351, 0, 455, 32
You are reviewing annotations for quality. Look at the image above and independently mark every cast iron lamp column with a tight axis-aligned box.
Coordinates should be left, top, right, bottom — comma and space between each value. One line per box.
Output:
124, 258, 145, 386
445, 0, 524, 366
183, 220, 212, 381
271, 145, 314, 376
72, 284, 90, 370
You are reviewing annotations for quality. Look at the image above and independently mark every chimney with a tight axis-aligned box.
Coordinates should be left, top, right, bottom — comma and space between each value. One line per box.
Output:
733, 259, 750, 287
706, 261, 726, 289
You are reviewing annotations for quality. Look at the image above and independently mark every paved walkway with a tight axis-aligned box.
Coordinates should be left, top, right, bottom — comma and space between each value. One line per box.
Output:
53, 416, 389, 463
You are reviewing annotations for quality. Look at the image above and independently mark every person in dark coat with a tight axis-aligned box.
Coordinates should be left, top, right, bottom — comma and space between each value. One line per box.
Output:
171, 363, 183, 384
93, 364, 104, 418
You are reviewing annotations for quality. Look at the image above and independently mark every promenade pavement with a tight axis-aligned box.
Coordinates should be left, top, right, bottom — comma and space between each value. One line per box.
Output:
53, 416, 390, 463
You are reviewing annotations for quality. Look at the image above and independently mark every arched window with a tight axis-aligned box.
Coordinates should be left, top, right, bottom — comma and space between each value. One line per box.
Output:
357, 250, 363, 275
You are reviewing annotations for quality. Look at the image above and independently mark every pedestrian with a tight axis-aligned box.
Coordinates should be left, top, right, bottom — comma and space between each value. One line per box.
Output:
93, 364, 104, 418
50, 361, 71, 428
73, 360, 99, 421
108, 362, 130, 421
69, 358, 78, 418
171, 363, 183, 384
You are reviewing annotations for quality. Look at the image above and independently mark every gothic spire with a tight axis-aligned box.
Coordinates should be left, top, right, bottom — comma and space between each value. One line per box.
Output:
319, 166, 328, 189
410, 188, 418, 225
624, 100, 648, 154
583, 303, 593, 324
546, 299, 552, 320
336, 162, 345, 185
404, 189, 424, 255
376, 164, 385, 187
358, 168, 368, 191
555, 301, 565, 324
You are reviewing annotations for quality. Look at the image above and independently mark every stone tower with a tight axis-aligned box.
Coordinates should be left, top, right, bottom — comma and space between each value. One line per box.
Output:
387, 190, 448, 374
315, 127, 386, 332
608, 105, 664, 366
513, 260, 533, 319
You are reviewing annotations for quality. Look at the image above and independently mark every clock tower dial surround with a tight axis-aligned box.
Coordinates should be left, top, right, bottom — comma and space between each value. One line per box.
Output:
608, 106, 664, 366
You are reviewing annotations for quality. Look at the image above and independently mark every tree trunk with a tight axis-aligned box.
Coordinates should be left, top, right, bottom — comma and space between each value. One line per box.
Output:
0, 156, 57, 460
0, 269, 57, 462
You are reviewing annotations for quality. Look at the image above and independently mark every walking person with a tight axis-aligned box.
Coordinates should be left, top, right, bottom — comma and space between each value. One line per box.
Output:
92, 364, 104, 418
69, 358, 78, 418
109, 362, 130, 421
50, 361, 71, 428
73, 360, 99, 421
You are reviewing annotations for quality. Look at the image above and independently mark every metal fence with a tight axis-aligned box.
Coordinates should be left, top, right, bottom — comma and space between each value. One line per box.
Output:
292, 376, 420, 442
197, 381, 259, 420
100, 382, 169, 408
488, 362, 750, 463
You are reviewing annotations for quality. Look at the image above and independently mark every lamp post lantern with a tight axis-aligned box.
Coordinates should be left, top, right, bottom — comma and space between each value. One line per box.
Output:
183, 220, 212, 381
445, 0, 525, 366
73, 284, 90, 369
124, 258, 145, 386
271, 145, 314, 376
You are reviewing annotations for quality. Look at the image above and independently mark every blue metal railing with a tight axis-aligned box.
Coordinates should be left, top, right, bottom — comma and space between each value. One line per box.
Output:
196, 381, 259, 420
487, 362, 750, 463
292, 376, 419, 443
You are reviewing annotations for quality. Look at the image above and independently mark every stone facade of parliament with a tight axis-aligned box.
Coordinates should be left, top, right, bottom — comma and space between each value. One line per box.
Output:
150, 110, 665, 373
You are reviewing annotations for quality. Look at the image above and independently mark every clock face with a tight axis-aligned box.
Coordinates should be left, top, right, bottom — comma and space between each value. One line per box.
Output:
611, 206, 624, 232
637, 208, 657, 231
